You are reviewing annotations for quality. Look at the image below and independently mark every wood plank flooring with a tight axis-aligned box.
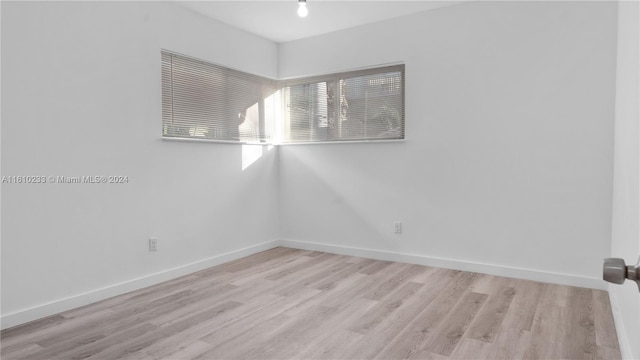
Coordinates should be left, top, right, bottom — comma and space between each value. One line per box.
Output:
0, 247, 621, 359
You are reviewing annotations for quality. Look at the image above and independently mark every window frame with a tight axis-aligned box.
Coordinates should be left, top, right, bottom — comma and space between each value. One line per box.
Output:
161, 50, 278, 144
161, 50, 406, 145
280, 64, 405, 144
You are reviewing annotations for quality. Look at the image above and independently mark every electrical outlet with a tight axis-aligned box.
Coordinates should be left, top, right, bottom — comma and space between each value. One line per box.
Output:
394, 222, 402, 234
149, 237, 158, 252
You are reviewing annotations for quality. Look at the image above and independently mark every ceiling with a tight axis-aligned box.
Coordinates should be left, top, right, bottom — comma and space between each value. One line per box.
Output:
177, 1, 460, 43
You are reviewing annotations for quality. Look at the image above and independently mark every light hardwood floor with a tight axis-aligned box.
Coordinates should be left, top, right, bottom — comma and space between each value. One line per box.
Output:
1, 247, 621, 360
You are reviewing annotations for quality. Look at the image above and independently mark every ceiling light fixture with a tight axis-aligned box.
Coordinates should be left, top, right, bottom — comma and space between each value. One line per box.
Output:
297, 0, 308, 18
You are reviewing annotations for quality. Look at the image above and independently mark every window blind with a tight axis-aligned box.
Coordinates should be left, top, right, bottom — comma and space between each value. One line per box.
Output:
162, 51, 404, 144
162, 51, 278, 143
281, 65, 405, 143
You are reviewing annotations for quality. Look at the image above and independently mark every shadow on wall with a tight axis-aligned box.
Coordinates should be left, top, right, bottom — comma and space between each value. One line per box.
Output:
280, 147, 402, 250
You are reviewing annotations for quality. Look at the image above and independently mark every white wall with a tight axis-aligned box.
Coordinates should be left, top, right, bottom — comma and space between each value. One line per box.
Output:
1, 1, 280, 328
279, 1, 618, 287
610, 1, 640, 358
1, 0, 627, 333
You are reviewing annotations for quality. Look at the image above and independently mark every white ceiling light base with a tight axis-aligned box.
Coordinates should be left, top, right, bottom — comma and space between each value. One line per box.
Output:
297, 0, 308, 18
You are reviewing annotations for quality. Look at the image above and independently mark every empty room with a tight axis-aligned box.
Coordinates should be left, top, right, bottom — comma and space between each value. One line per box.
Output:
1, 0, 639, 359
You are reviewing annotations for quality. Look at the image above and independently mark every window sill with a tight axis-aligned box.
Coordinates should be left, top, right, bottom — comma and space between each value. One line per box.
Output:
161, 137, 406, 146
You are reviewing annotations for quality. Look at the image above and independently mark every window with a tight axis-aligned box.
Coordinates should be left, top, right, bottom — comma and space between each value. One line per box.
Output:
162, 51, 404, 144
162, 51, 278, 143
281, 65, 405, 143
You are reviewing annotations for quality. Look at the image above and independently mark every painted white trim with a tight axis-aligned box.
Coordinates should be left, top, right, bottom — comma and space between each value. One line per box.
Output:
279, 239, 607, 290
0, 240, 280, 330
282, 139, 405, 146
608, 285, 635, 360
161, 137, 269, 145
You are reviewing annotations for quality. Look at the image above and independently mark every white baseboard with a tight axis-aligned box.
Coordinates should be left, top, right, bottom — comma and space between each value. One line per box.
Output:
279, 239, 607, 290
608, 285, 635, 360
1, 240, 280, 330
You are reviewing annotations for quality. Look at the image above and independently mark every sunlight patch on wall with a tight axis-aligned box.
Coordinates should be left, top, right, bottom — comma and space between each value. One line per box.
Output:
265, 90, 282, 144
242, 144, 264, 171
242, 143, 276, 171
